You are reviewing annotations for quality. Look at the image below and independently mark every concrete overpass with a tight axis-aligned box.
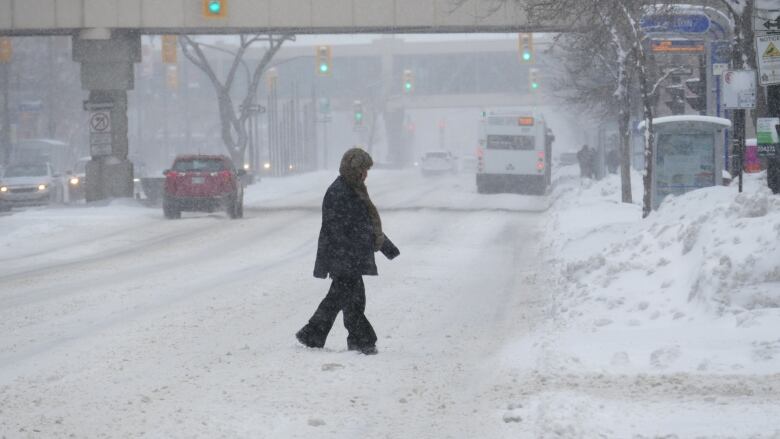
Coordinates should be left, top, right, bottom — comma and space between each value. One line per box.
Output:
0, 0, 566, 35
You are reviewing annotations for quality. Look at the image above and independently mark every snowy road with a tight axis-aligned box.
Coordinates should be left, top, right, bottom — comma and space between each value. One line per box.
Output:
0, 171, 551, 438
2, 169, 779, 438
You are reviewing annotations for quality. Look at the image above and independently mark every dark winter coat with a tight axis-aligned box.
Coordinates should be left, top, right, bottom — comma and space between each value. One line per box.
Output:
313, 176, 378, 279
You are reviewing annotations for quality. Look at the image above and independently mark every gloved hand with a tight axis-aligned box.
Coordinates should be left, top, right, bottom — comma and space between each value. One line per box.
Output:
380, 235, 400, 260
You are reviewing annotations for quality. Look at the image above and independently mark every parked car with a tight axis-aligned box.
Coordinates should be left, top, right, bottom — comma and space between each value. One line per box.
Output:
0, 162, 62, 210
420, 150, 458, 176
162, 155, 245, 219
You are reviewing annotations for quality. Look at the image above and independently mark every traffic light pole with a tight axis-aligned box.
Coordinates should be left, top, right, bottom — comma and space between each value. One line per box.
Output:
0, 62, 10, 166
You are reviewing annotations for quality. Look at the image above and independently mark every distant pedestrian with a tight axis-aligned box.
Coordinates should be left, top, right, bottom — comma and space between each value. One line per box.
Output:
606, 149, 619, 174
296, 148, 400, 355
577, 144, 594, 179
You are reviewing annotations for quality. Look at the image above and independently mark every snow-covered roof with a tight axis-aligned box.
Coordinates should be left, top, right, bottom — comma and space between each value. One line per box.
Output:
637, 115, 731, 130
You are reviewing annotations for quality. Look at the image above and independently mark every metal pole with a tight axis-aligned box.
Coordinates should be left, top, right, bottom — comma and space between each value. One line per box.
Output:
46, 37, 56, 138
183, 57, 192, 151
734, 109, 745, 193
0, 62, 11, 166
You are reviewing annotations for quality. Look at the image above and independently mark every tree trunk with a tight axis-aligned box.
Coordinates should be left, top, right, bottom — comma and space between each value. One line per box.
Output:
618, 59, 633, 204
636, 50, 655, 218
619, 99, 633, 204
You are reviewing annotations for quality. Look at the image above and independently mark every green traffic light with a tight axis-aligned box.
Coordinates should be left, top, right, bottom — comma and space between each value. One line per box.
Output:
355, 112, 363, 121
523, 51, 532, 61
404, 82, 412, 91
319, 63, 329, 73
531, 82, 539, 89
208, 1, 221, 14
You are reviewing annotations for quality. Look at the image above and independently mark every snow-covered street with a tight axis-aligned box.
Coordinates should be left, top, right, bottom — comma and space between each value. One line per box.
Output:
1, 168, 779, 438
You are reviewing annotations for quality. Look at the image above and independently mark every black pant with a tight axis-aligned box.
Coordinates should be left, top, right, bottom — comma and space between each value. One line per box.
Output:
299, 276, 377, 349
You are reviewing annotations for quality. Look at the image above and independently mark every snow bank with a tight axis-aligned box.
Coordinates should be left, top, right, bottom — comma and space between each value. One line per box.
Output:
541, 166, 780, 375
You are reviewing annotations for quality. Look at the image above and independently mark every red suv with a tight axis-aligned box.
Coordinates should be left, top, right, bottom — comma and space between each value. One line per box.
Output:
163, 155, 245, 219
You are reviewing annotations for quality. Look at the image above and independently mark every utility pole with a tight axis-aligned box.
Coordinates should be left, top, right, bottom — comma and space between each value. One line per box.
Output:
0, 37, 11, 166
0, 61, 10, 166
46, 37, 56, 138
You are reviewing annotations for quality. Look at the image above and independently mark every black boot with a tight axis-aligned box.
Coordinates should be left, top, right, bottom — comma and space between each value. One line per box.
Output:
296, 327, 323, 349
348, 343, 378, 355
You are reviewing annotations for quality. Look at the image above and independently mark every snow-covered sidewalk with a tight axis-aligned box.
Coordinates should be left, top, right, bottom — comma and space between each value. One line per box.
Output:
506, 164, 780, 437
542, 165, 780, 375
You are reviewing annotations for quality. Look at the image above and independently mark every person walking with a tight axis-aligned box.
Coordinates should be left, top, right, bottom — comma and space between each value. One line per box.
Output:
606, 148, 619, 174
577, 144, 593, 179
296, 148, 399, 355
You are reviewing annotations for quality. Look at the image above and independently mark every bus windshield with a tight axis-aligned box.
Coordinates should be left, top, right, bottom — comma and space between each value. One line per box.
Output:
486, 135, 535, 151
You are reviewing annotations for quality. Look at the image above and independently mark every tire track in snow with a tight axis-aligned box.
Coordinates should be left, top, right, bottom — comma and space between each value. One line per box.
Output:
0, 211, 315, 308
0, 223, 316, 368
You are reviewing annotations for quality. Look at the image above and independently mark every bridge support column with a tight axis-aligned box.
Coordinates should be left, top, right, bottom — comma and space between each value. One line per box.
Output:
72, 30, 141, 202
385, 109, 409, 166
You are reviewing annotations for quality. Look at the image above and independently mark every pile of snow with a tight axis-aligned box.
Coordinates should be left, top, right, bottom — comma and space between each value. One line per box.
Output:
540, 166, 780, 374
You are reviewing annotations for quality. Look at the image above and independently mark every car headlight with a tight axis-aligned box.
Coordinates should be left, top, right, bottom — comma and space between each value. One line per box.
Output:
263, 162, 271, 170
69, 177, 80, 186
0, 186, 7, 193
133, 178, 140, 183
38, 184, 47, 191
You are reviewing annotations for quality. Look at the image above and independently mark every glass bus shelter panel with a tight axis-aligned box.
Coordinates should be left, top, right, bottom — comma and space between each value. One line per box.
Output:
654, 131, 716, 208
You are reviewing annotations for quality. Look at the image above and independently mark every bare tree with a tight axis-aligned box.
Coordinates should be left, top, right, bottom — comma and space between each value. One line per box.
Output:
526, 0, 670, 217
179, 34, 293, 165
549, 19, 637, 204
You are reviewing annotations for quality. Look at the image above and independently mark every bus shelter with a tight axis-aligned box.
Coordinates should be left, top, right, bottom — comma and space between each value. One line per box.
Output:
639, 115, 731, 210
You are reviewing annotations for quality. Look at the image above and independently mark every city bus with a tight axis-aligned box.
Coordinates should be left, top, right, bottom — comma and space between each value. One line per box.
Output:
476, 111, 553, 195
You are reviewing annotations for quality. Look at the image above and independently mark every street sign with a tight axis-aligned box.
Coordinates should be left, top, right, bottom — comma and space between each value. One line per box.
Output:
756, 117, 779, 157
641, 14, 711, 34
756, 34, 780, 85
721, 70, 757, 109
754, 9, 780, 33
651, 39, 705, 53
239, 103, 266, 114
89, 110, 112, 156
83, 100, 114, 111
18, 100, 42, 112
710, 41, 731, 76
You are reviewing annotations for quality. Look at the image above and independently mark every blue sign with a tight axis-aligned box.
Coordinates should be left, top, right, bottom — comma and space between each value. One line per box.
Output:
710, 41, 731, 64
641, 14, 711, 34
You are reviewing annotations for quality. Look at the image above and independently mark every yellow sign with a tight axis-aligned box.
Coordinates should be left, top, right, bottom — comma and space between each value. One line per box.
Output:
763, 42, 780, 58
0, 38, 11, 63
161, 35, 177, 64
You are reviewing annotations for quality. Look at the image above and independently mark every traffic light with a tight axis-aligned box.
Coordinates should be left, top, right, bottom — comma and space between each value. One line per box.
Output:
166, 65, 179, 90
664, 84, 685, 115
518, 33, 534, 62
529, 68, 540, 91
403, 69, 414, 93
318, 97, 331, 115
353, 100, 364, 128
0, 38, 11, 63
161, 35, 177, 64
203, 0, 227, 18
316, 46, 332, 76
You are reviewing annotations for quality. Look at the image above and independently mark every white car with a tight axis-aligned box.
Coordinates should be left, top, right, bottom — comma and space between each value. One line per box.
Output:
0, 162, 62, 210
420, 151, 457, 176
